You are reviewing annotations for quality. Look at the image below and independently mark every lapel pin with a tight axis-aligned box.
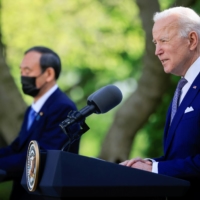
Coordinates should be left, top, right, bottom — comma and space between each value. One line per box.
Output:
36, 112, 43, 121
193, 86, 197, 89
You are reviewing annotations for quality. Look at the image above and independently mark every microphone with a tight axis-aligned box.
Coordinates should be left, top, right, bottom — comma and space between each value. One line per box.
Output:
60, 84, 123, 126
60, 84, 123, 151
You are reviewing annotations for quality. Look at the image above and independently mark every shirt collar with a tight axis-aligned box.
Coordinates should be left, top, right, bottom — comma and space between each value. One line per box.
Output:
31, 84, 58, 113
184, 56, 200, 84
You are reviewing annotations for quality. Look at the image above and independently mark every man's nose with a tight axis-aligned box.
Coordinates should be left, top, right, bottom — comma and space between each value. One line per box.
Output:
155, 44, 163, 56
20, 70, 27, 76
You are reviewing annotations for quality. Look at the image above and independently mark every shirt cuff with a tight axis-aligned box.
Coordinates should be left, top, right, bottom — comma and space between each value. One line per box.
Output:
144, 158, 158, 173
152, 161, 158, 173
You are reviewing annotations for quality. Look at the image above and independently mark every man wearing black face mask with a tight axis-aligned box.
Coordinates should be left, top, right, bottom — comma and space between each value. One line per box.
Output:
0, 46, 80, 200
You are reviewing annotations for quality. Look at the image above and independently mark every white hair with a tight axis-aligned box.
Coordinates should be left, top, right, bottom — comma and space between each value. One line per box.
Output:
153, 7, 200, 39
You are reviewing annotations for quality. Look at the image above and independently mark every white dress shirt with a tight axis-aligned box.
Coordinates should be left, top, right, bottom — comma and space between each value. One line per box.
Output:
31, 84, 58, 113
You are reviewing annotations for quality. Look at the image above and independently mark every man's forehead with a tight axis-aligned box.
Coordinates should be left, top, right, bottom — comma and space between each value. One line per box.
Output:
153, 18, 178, 32
152, 17, 179, 40
20, 52, 41, 68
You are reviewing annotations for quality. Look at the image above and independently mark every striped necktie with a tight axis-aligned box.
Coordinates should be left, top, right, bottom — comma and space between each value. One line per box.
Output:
170, 77, 187, 124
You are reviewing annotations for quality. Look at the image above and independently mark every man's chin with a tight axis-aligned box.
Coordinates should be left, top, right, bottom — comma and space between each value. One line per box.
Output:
163, 67, 171, 74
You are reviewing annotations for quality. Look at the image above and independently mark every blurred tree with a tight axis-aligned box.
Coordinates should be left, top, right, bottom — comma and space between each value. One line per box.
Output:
0, 0, 26, 145
0, 0, 144, 154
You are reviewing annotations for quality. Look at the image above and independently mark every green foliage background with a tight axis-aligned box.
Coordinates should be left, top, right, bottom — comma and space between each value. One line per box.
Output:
1, 0, 200, 199
1, 0, 176, 160
1, 0, 144, 159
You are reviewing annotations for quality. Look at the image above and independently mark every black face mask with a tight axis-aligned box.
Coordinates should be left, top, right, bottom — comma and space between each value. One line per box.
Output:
21, 76, 41, 97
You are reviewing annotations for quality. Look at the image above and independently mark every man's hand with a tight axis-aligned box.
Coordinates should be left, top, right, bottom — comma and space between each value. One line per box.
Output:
119, 157, 152, 172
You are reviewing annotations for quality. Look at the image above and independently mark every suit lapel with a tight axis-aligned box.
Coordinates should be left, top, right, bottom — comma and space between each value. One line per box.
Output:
164, 74, 200, 155
29, 88, 62, 128
19, 88, 61, 148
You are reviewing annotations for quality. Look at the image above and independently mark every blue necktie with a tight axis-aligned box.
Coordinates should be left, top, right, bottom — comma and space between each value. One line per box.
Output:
27, 108, 36, 130
171, 78, 187, 124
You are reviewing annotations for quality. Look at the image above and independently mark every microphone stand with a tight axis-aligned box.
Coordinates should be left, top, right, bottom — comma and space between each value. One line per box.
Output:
59, 110, 90, 151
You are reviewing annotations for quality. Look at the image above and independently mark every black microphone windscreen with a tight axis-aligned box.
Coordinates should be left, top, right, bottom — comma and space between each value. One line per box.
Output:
87, 84, 123, 114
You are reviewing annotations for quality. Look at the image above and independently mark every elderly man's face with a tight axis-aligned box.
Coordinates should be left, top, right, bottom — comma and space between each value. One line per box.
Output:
152, 15, 193, 76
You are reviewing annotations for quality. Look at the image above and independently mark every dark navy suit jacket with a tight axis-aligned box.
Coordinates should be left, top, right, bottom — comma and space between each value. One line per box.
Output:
154, 73, 200, 198
0, 88, 80, 178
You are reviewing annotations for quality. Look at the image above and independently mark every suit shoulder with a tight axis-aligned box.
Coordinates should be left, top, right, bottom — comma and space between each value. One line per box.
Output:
48, 89, 77, 111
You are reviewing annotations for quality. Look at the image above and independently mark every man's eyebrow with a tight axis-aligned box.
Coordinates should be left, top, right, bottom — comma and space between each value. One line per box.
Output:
152, 37, 169, 43
20, 66, 31, 70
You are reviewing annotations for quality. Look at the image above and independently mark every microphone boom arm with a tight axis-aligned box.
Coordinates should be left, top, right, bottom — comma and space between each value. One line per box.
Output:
59, 110, 90, 151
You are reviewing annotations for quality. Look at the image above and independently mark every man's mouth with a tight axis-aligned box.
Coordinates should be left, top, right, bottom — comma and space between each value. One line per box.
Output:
161, 59, 168, 64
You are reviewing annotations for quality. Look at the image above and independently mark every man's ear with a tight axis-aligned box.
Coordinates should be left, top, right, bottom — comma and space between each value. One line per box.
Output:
45, 67, 55, 82
189, 31, 198, 50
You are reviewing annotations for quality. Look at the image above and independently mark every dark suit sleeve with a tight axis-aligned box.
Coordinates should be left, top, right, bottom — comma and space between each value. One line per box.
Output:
157, 155, 200, 180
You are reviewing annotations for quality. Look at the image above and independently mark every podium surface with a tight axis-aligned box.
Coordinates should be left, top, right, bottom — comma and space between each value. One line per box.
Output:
21, 150, 190, 198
